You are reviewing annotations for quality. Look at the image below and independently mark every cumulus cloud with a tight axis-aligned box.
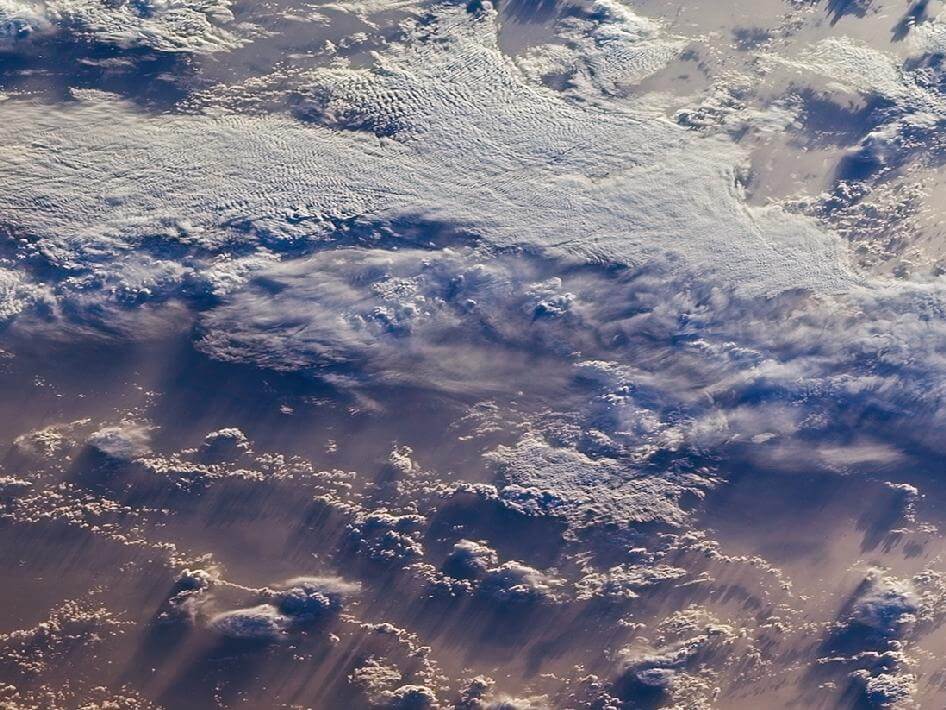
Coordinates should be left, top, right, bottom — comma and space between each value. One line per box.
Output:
209, 575, 357, 640
0, 267, 49, 323
852, 669, 917, 709
0, 600, 124, 678
348, 509, 426, 562
0, 0, 244, 53
614, 611, 737, 706
0, 0, 855, 343
0, 476, 31, 498
197, 427, 251, 463
208, 604, 289, 640
849, 571, 919, 635
158, 568, 218, 623
86, 421, 151, 460
268, 576, 360, 621
515, 0, 685, 96
387, 684, 438, 709
350, 657, 438, 709
487, 433, 708, 529
575, 564, 687, 601
479, 560, 563, 603
442, 539, 499, 581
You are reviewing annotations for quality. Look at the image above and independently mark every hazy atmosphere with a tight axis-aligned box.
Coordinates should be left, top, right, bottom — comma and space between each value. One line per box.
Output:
1, 0, 946, 708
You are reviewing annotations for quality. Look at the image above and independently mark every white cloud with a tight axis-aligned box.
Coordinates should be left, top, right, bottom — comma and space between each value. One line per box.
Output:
208, 604, 288, 640
0, 0, 244, 53
86, 421, 151, 460
479, 560, 563, 603
442, 539, 499, 581
849, 571, 919, 634
0, 2, 855, 333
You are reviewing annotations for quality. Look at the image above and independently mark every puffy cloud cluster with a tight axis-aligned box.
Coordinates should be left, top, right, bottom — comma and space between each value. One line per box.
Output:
347, 509, 426, 563
0, 0, 51, 40
614, 610, 737, 707
515, 0, 685, 97
818, 570, 926, 708
0, 476, 31, 498
0, 0, 856, 345
575, 564, 687, 601
852, 669, 917, 709
487, 433, 709, 529
0, 600, 124, 678
209, 575, 358, 640
0, 267, 47, 323
158, 568, 218, 623
0, 0, 243, 53
269, 576, 359, 621
478, 560, 563, 603
197, 427, 251, 463
86, 421, 152, 460
441, 539, 499, 581
349, 656, 439, 709
849, 571, 919, 635
434, 539, 563, 603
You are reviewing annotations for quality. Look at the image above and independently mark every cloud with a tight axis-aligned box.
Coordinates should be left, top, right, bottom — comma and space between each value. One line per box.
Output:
0, 267, 47, 323
479, 560, 563, 603
614, 610, 737, 707
849, 571, 919, 635
575, 564, 687, 601
0, 600, 124, 678
387, 685, 438, 709
487, 433, 708, 529
347, 509, 426, 562
0, 476, 31, 498
268, 576, 360, 621
442, 540, 499, 581
0, 0, 856, 344
0, 0, 244, 53
514, 0, 685, 96
208, 604, 289, 640
159, 568, 218, 623
86, 421, 152, 460
197, 427, 252, 463
852, 669, 917, 709
208, 575, 358, 639
350, 658, 438, 709
0, 0, 52, 41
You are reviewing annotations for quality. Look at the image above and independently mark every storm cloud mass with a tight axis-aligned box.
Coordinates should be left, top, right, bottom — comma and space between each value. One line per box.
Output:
3, 0, 946, 708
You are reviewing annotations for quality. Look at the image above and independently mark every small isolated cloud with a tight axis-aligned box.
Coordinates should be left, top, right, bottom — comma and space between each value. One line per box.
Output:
86, 421, 151, 460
